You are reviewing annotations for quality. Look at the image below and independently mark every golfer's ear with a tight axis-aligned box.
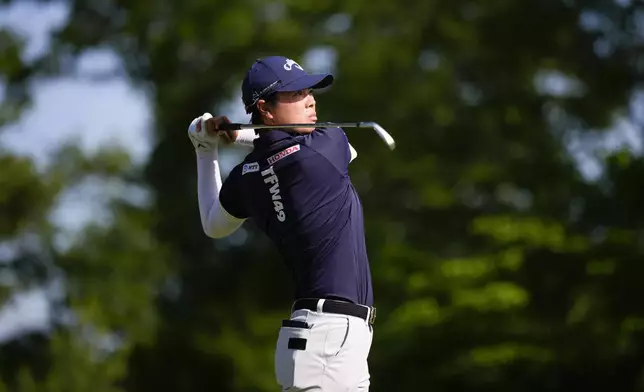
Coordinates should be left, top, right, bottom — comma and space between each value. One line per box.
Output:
257, 99, 273, 120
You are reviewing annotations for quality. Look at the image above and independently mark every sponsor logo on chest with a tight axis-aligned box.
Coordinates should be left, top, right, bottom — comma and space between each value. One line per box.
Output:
267, 144, 300, 165
242, 162, 259, 175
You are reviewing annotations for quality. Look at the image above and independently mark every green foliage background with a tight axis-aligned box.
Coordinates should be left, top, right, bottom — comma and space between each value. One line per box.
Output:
1, 0, 643, 390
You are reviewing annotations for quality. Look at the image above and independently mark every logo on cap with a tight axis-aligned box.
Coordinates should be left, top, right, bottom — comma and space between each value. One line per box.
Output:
284, 59, 304, 71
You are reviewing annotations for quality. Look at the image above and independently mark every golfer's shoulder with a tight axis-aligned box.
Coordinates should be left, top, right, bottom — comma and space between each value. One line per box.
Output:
297, 128, 350, 172
226, 152, 258, 182
314, 126, 346, 137
300, 127, 347, 148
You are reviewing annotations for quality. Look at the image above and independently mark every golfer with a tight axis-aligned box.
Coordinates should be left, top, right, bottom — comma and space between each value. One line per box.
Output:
188, 55, 375, 391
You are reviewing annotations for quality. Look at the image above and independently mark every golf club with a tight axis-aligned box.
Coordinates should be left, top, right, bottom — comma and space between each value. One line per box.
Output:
219, 122, 396, 150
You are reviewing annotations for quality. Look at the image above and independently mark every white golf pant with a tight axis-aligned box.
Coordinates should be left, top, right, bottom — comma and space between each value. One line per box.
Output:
274, 302, 374, 391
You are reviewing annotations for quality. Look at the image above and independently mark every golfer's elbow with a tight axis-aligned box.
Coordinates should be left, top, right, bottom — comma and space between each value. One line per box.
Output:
200, 202, 245, 238
203, 226, 222, 239
202, 222, 232, 239
202, 216, 243, 239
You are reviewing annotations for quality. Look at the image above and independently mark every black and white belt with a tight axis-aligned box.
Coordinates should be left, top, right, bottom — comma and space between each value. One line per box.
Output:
291, 298, 376, 325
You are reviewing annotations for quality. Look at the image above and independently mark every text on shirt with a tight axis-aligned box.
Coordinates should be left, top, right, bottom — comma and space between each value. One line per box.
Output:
261, 166, 286, 222
267, 144, 300, 165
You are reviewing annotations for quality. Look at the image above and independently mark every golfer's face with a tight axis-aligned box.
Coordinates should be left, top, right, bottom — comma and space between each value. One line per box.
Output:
272, 89, 317, 133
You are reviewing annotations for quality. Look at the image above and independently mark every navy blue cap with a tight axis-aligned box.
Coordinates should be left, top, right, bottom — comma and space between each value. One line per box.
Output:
242, 56, 334, 114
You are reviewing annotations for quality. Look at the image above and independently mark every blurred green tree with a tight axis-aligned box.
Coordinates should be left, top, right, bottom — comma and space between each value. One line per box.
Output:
0, 19, 170, 392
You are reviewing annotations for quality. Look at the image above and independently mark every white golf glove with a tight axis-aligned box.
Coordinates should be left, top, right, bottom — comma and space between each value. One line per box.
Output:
188, 112, 219, 153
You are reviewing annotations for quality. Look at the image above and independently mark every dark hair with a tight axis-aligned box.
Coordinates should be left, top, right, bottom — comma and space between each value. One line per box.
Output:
250, 93, 278, 124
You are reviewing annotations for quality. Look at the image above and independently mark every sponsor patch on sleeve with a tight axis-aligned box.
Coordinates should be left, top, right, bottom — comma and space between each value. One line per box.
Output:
267, 144, 300, 165
242, 162, 259, 175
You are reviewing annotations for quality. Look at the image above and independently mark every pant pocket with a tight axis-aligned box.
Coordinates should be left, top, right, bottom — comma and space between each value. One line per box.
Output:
274, 321, 312, 389
323, 316, 350, 357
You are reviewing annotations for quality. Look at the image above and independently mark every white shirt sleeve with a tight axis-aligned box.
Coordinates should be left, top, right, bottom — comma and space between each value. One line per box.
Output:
233, 129, 259, 147
349, 143, 357, 162
196, 148, 245, 238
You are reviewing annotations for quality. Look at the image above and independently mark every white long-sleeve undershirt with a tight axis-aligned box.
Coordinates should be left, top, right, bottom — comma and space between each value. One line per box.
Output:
196, 148, 245, 238
233, 129, 259, 147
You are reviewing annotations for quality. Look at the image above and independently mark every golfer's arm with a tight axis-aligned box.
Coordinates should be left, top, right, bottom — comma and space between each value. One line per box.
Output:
234, 129, 259, 147
196, 149, 245, 238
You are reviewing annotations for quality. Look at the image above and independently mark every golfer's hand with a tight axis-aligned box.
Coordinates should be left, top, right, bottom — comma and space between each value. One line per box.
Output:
204, 115, 238, 145
188, 113, 234, 153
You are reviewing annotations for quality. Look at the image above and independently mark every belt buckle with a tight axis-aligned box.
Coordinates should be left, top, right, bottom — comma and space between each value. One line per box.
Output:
368, 306, 376, 325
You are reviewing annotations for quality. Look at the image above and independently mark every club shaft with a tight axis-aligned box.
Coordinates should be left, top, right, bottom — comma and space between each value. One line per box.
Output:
220, 122, 373, 131
218, 121, 395, 150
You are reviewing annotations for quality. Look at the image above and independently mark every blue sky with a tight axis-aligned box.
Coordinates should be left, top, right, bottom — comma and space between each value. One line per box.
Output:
0, 2, 152, 167
0, 1, 641, 342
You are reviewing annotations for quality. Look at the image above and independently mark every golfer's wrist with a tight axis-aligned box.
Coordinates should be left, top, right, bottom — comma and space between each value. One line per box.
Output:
234, 129, 259, 147
195, 147, 218, 159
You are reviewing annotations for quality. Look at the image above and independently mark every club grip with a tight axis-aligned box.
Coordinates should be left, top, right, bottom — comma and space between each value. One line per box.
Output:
218, 123, 242, 131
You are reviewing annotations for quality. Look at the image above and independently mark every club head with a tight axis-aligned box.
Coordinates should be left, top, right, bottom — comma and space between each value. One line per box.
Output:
363, 122, 395, 150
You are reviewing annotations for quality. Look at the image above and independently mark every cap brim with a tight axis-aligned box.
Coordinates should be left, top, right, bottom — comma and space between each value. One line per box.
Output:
277, 74, 334, 92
